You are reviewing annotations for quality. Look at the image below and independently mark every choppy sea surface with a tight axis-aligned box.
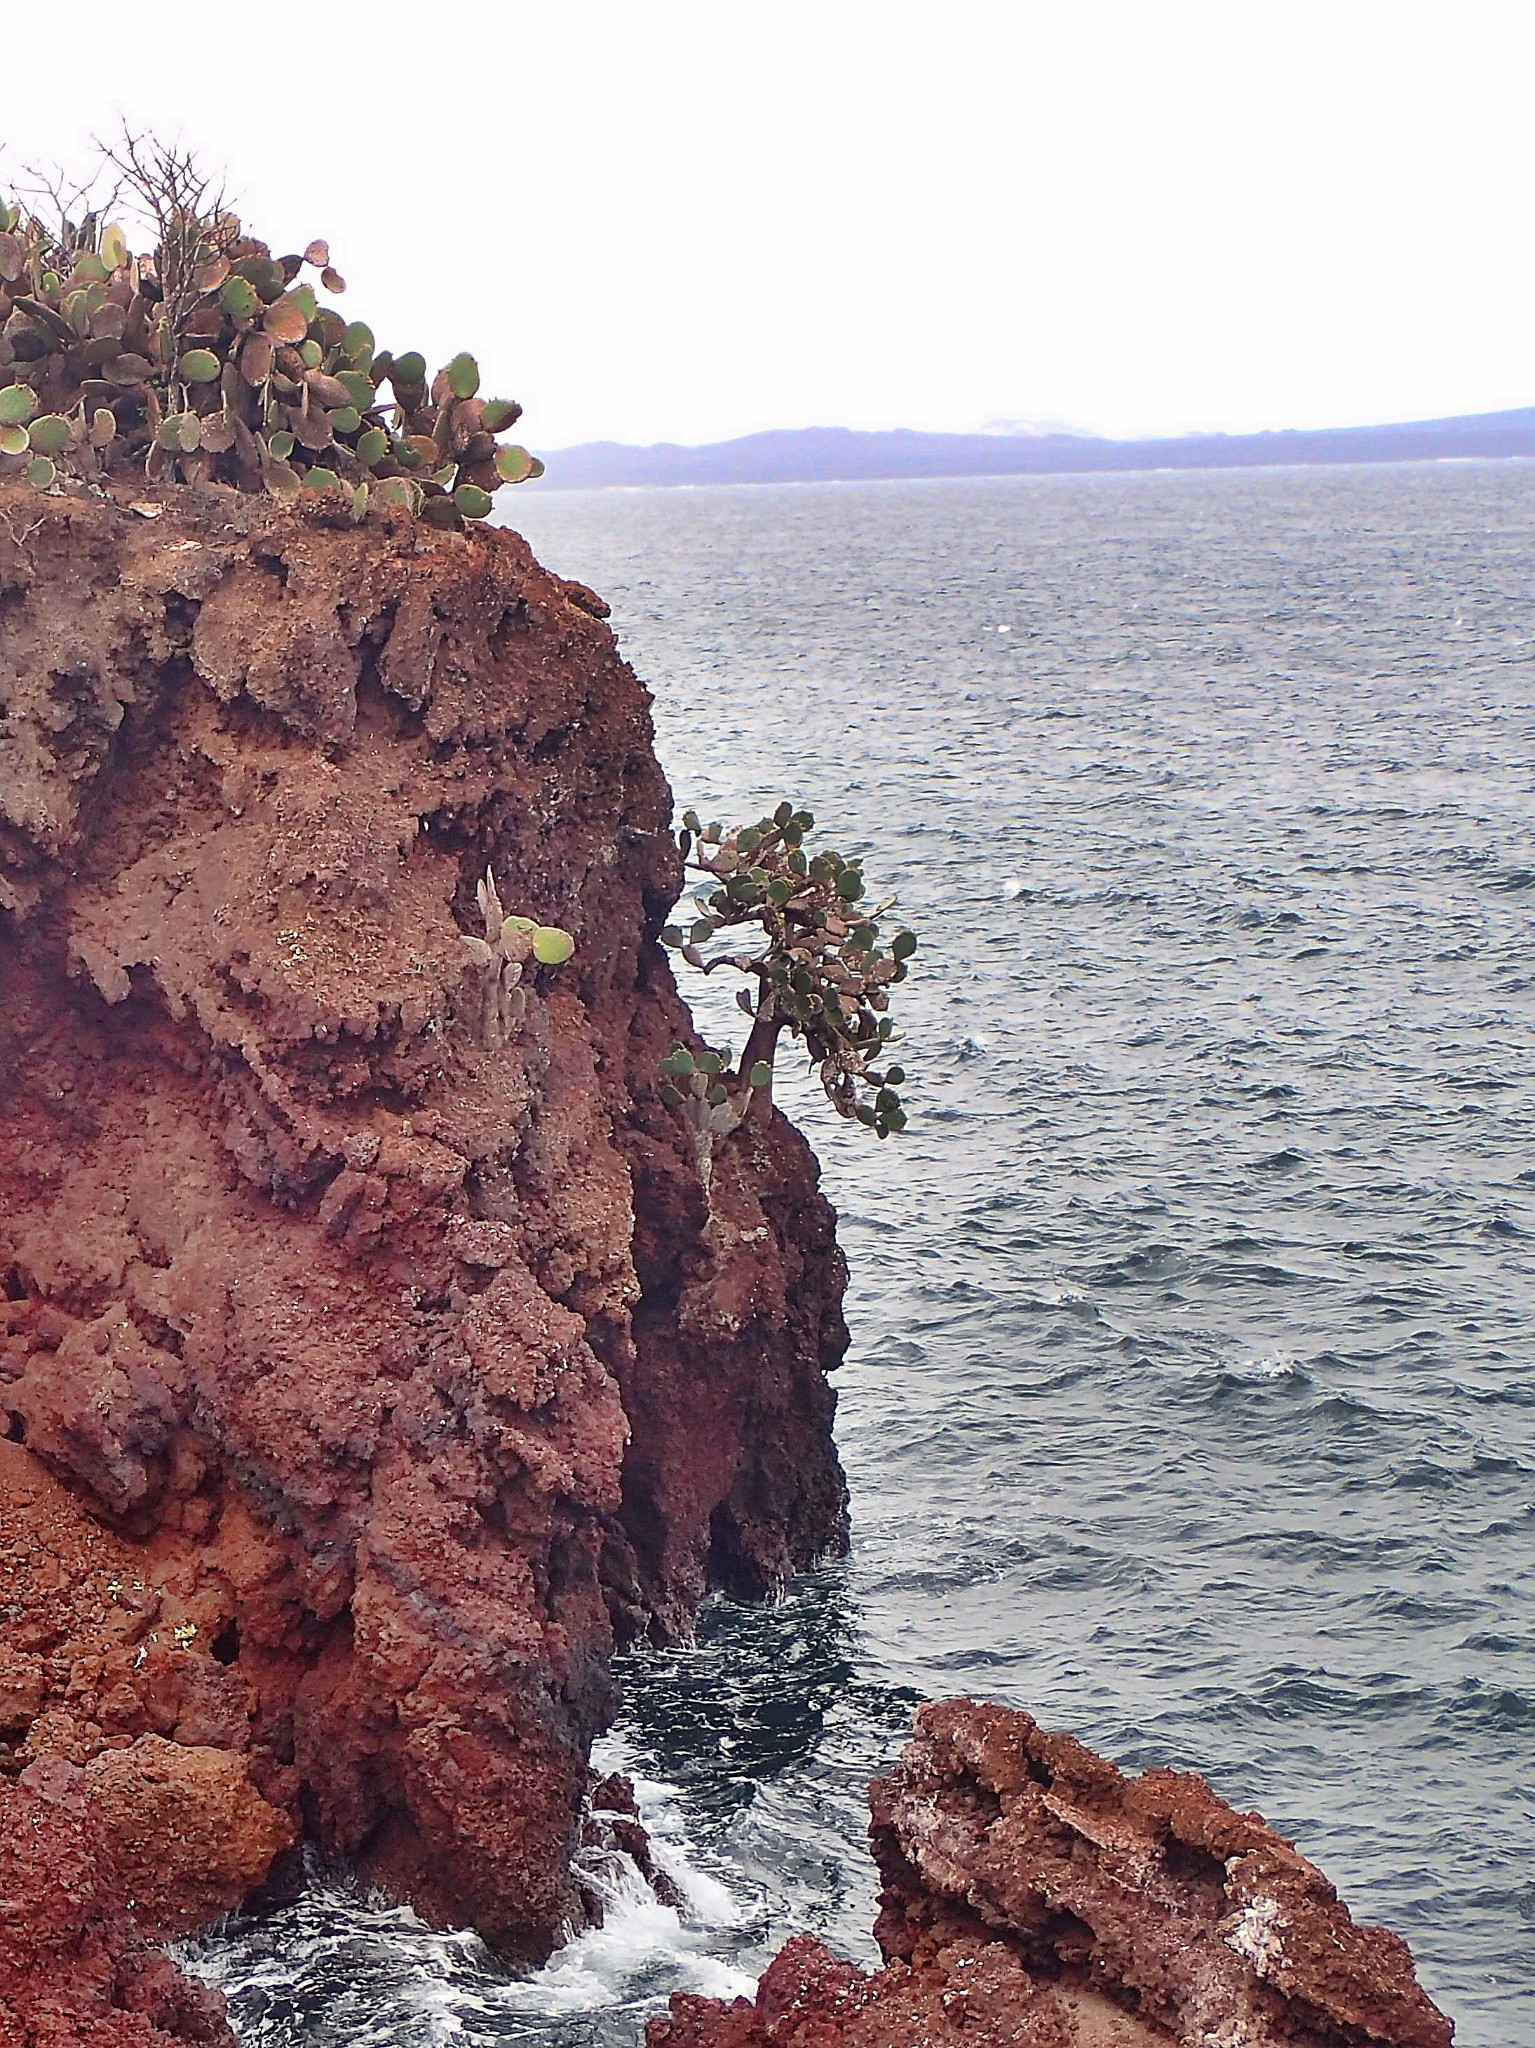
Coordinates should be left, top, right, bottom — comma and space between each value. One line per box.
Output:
196, 465, 1535, 2045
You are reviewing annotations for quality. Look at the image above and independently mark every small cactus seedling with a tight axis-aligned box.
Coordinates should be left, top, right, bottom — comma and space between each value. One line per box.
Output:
659, 801, 916, 1140
460, 869, 576, 1048
656, 1039, 775, 1188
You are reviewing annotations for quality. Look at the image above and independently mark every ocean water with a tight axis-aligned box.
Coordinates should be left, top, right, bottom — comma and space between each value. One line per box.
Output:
198, 465, 1535, 2045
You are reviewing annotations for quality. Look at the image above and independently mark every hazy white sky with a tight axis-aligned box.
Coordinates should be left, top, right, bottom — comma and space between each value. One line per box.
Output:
8, 1, 1534, 451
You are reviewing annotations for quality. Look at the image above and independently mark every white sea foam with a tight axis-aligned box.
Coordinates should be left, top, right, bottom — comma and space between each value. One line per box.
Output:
1035, 1279, 1092, 1307
183, 1736, 756, 2043
1226, 1352, 1306, 1383
521, 1737, 754, 2015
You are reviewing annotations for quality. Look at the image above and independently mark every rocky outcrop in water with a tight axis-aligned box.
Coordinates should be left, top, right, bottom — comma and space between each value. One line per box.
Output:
651, 1699, 1454, 2048
0, 476, 849, 1989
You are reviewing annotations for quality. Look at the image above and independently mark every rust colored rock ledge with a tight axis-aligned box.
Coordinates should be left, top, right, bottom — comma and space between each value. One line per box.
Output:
651, 1699, 1453, 2048
0, 474, 848, 1988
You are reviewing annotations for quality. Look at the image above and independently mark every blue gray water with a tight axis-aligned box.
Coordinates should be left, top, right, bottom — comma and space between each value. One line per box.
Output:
196, 465, 1535, 2045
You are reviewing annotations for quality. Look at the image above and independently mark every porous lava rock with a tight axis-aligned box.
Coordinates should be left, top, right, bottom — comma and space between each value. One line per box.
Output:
84, 1736, 297, 1941
0, 1754, 236, 2047
0, 476, 848, 1978
650, 1699, 1454, 2048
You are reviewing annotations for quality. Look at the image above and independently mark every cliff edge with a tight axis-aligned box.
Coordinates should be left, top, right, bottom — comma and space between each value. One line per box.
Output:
0, 475, 849, 2014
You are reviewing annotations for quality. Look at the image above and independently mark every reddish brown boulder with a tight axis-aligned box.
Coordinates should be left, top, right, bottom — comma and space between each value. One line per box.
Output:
0, 476, 847, 1968
0, 1757, 234, 2047
651, 1699, 1454, 2048
85, 1737, 295, 1940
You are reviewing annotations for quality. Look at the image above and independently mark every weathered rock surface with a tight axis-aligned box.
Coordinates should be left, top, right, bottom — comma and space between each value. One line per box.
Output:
0, 477, 848, 1982
85, 1736, 297, 1941
0, 1755, 236, 2046
651, 1699, 1454, 2048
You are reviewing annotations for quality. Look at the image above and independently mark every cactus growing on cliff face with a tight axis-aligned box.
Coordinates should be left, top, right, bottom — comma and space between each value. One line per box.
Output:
659, 802, 915, 1139
0, 140, 545, 524
460, 870, 576, 1048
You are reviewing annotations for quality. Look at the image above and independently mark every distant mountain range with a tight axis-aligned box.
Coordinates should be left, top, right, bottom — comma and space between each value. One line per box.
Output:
534, 407, 1535, 490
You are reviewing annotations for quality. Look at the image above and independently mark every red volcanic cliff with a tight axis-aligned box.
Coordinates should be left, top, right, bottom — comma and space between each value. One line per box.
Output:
0, 475, 848, 2017
652, 1699, 1454, 2048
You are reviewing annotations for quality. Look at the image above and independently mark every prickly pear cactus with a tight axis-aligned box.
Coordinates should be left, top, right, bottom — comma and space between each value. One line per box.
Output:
461, 871, 577, 1049
0, 197, 544, 526
659, 801, 917, 1140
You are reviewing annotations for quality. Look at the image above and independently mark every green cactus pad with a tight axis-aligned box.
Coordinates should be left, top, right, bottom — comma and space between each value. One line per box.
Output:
178, 348, 221, 384
453, 483, 493, 520
532, 926, 576, 965
27, 415, 71, 456
445, 352, 480, 400
221, 275, 260, 321
493, 446, 537, 487
375, 476, 421, 513
26, 456, 56, 489
0, 386, 38, 427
